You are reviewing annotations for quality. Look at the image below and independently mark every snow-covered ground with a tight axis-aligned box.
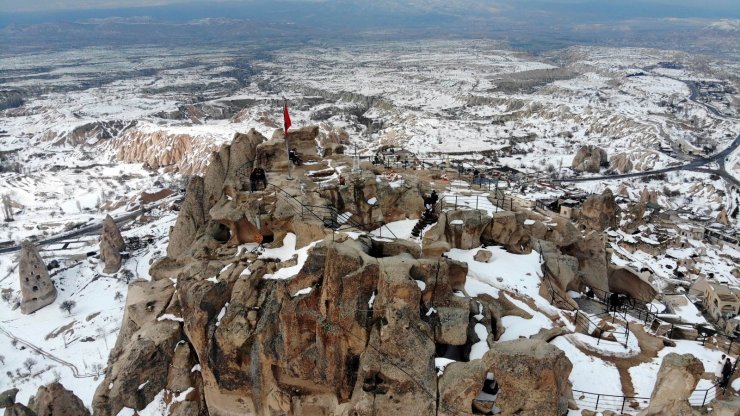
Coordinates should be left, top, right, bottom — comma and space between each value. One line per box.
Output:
1, 40, 739, 412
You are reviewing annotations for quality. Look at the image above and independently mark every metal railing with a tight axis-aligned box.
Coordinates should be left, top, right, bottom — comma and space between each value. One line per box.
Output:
572, 390, 650, 413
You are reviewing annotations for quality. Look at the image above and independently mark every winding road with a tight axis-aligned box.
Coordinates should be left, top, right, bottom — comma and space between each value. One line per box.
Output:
0, 194, 184, 254
553, 133, 740, 188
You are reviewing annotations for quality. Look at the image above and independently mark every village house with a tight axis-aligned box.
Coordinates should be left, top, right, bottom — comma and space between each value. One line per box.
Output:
703, 282, 740, 322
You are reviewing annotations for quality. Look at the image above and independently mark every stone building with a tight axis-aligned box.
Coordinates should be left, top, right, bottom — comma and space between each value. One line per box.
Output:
19, 241, 57, 314
703, 282, 740, 322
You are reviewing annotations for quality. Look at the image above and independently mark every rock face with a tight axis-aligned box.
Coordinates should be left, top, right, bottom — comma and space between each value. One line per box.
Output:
3, 403, 35, 416
18, 241, 57, 314
639, 353, 704, 416
28, 383, 90, 416
571, 145, 607, 173
422, 209, 491, 256
92, 278, 186, 416
100, 215, 125, 273
608, 266, 658, 301
320, 170, 427, 229
483, 339, 572, 416
578, 189, 619, 231
609, 153, 633, 174
0, 389, 18, 408
709, 396, 740, 416
166, 129, 268, 258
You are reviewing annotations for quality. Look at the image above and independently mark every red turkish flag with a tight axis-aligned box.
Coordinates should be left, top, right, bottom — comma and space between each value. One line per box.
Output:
283, 102, 291, 134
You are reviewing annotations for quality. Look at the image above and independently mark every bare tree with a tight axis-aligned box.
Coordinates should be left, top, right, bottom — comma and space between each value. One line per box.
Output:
59, 300, 76, 315
23, 358, 37, 372
0, 355, 5, 365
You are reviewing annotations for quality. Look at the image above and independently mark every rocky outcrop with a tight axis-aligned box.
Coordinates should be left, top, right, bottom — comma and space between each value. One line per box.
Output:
100, 215, 125, 273
320, 171, 427, 229
3, 403, 35, 416
639, 186, 659, 204
608, 266, 658, 301
0, 389, 18, 408
561, 231, 610, 293
572, 145, 607, 173
709, 396, 740, 415
483, 339, 572, 416
166, 176, 207, 258
166, 129, 270, 258
437, 360, 488, 416
578, 188, 619, 231
422, 209, 491, 256
92, 278, 185, 416
18, 241, 57, 314
639, 353, 704, 416
609, 153, 633, 174
28, 383, 90, 416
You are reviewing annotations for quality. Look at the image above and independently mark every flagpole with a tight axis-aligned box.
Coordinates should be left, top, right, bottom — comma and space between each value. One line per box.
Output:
283, 99, 293, 180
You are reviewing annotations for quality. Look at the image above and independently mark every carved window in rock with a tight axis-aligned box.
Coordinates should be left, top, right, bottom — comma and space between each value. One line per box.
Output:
32, 286, 38, 292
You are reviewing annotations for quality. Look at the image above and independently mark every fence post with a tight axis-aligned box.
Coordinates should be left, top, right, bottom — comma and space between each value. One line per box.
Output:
702, 389, 709, 407
625, 323, 630, 347
595, 394, 600, 410
455, 196, 458, 210
621, 397, 627, 413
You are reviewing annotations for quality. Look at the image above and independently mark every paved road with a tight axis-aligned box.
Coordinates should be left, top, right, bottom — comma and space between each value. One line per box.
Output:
0, 195, 184, 254
554, 133, 740, 186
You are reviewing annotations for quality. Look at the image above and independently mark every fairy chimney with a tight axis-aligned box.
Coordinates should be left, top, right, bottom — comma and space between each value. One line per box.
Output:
100, 215, 125, 273
19, 241, 57, 314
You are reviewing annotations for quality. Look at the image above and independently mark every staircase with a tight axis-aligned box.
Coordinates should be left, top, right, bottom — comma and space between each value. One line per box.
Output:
410, 211, 438, 238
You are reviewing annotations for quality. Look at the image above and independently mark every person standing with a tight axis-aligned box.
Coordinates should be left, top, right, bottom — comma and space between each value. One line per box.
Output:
715, 354, 727, 383
250, 168, 259, 192
720, 357, 733, 388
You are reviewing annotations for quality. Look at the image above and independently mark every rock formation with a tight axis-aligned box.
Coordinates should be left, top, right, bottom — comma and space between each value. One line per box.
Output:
28, 383, 91, 416
483, 339, 572, 416
608, 266, 658, 301
95, 128, 587, 416
92, 278, 192, 416
639, 353, 704, 416
571, 145, 607, 173
100, 215, 125, 273
18, 241, 57, 314
422, 209, 491, 256
0, 389, 18, 409
578, 188, 619, 231
609, 152, 633, 174
709, 396, 740, 415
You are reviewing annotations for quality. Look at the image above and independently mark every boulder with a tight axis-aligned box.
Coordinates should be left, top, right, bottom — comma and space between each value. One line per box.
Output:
608, 266, 658, 302
0, 389, 18, 408
578, 189, 619, 231
28, 383, 90, 416
473, 249, 492, 263
18, 241, 57, 314
483, 339, 572, 416
100, 215, 125, 273
639, 353, 704, 416
572, 145, 607, 173
438, 360, 488, 416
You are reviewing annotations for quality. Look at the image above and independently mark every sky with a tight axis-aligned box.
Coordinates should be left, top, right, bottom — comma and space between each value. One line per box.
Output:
2, 0, 738, 17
